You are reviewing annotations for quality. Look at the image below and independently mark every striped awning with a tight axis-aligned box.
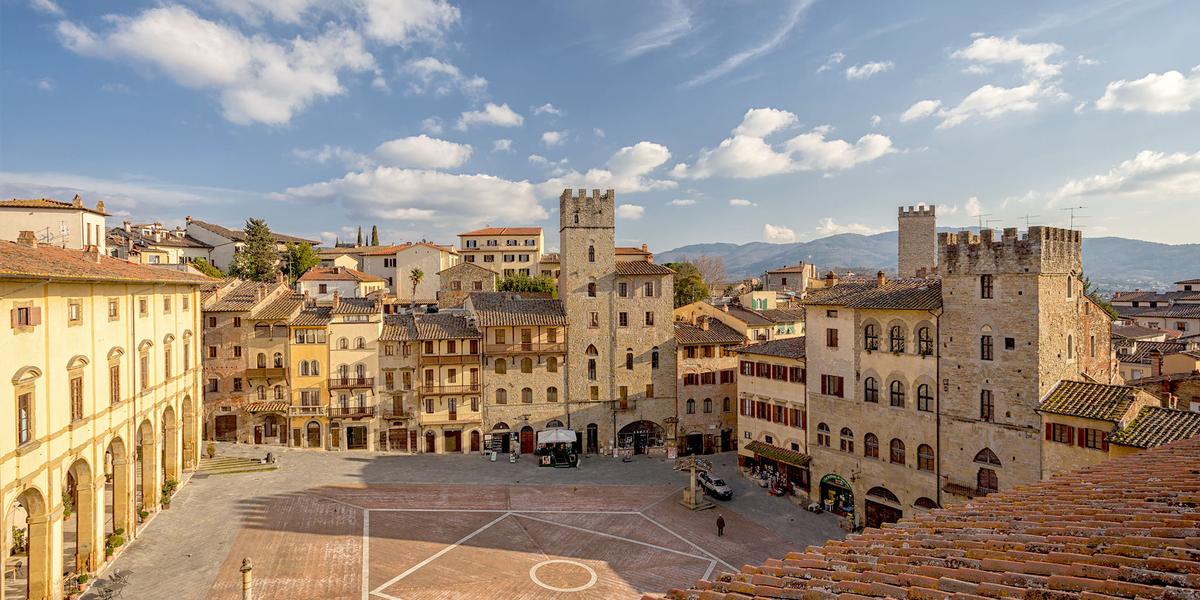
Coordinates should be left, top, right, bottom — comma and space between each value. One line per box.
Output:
745, 440, 811, 468
245, 401, 290, 413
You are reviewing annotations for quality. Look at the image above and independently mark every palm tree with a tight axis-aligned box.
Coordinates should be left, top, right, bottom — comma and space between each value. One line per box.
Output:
409, 267, 424, 308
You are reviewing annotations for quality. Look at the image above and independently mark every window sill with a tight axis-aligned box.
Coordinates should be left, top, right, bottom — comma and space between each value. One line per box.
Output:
15, 439, 42, 457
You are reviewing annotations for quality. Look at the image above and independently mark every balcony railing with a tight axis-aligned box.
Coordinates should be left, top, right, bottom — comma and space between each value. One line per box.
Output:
329, 376, 374, 389
329, 405, 376, 418
289, 405, 327, 417
483, 342, 566, 355
418, 383, 481, 395
418, 354, 482, 366
247, 367, 288, 379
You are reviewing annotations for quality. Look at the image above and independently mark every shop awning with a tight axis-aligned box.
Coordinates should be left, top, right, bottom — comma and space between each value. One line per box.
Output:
745, 440, 811, 468
537, 428, 576, 444
245, 401, 290, 413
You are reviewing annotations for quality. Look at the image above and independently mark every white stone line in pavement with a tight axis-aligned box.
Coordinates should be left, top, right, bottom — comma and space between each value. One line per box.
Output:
365, 508, 642, 514
303, 491, 369, 511
361, 509, 370, 600
638, 513, 738, 573
702, 559, 717, 581
637, 486, 685, 512
512, 513, 713, 563
529, 559, 599, 593
370, 512, 512, 596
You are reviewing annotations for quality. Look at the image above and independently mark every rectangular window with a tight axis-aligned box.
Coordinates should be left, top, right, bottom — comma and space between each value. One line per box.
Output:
233, 378, 243, 392
720, 369, 734, 384
233, 317, 242, 328
619, 386, 629, 409
644, 282, 654, 297
138, 297, 148, 317
618, 282, 628, 297
182, 295, 190, 311
1005, 337, 1015, 351
17, 392, 33, 445
108, 299, 120, 321
740, 361, 753, 376
980, 389, 994, 422
820, 374, 844, 398
701, 372, 716, 385
207, 378, 219, 393
589, 312, 600, 328
645, 384, 654, 398
789, 367, 805, 383
163, 297, 172, 314
1050, 423, 1074, 444
70, 375, 84, 421
68, 300, 83, 324
208, 316, 217, 328
644, 311, 654, 326
139, 354, 150, 390
110, 365, 121, 404
1084, 428, 1108, 450
980, 274, 993, 299
826, 328, 838, 348
772, 365, 786, 381
618, 312, 628, 327
208, 346, 217, 359
981, 335, 993, 361
233, 346, 242, 358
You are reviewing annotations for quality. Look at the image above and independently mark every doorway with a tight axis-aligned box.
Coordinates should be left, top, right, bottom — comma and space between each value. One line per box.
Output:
865, 487, 904, 528
214, 415, 238, 441
253, 426, 263, 444
388, 428, 408, 452
424, 431, 436, 453
685, 433, 704, 456
586, 423, 598, 454
445, 431, 462, 453
330, 425, 342, 449
519, 426, 535, 454
819, 474, 854, 517
618, 420, 664, 454
306, 422, 322, 448
346, 426, 368, 450
470, 430, 481, 452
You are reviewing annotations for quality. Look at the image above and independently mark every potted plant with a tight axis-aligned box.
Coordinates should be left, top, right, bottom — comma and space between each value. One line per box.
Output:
10, 526, 27, 554
77, 574, 89, 592
138, 509, 149, 523
62, 490, 74, 518
206, 442, 217, 458
105, 529, 125, 558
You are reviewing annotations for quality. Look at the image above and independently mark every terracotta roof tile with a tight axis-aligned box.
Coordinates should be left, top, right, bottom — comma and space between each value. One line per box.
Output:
250, 294, 304, 320
291, 306, 332, 327
413, 313, 480, 339
188, 219, 318, 245
381, 315, 416, 341
297, 266, 385, 283
655, 435, 1200, 600
743, 440, 811, 467
203, 281, 287, 312
803, 278, 942, 311
1118, 340, 1187, 364
244, 401, 289, 413
466, 292, 567, 327
675, 319, 746, 345
615, 260, 674, 276
765, 264, 813, 274
733, 336, 807, 359
458, 226, 542, 236
1039, 380, 1141, 422
0, 240, 211, 285
1, 197, 108, 215
1108, 406, 1200, 448
331, 297, 379, 315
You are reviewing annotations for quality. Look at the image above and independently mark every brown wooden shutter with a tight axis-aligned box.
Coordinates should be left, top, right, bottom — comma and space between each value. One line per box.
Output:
9, 308, 16, 328
1077, 428, 1086, 446
30, 307, 41, 326
1100, 431, 1109, 451
1045, 423, 1053, 440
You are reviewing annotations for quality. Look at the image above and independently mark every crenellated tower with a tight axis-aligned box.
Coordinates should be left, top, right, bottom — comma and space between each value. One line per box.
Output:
898, 205, 937, 277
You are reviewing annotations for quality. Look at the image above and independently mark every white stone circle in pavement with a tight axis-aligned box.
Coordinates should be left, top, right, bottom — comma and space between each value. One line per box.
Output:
528, 559, 599, 593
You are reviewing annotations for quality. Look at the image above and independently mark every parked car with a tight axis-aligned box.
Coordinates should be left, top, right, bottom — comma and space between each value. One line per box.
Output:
698, 471, 733, 500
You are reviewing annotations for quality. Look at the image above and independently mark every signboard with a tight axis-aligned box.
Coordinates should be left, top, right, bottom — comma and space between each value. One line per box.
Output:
667, 446, 678, 460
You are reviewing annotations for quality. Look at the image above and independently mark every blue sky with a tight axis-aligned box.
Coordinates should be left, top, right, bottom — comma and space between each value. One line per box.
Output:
2, 0, 1199, 250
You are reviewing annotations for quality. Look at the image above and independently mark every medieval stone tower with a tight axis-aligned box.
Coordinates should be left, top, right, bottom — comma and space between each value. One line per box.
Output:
558, 188, 677, 452
898, 205, 936, 277
936, 226, 1094, 497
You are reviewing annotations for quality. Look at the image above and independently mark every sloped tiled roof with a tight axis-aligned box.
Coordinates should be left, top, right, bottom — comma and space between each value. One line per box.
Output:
721, 304, 773, 326
757, 308, 805, 322
733, 336, 806, 360
802, 278, 942, 311
1135, 304, 1200, 319
189, 219, 318, 245
467, 292, 567, 327
437, 261, 496, 277
297, 266, 384, 283
109, 228, 212, 249
539, 252, 560, 263
1038, 380, 1140, 422
0, 240, 212, 285
413, 313, 480, 339
459, 226, 542, 236
1, 197, 108, 215
674, 319, 746, 345
331, 297, 378, 315
1176, 278, 1200, 284
1112, 324, 1176, 340
1109, 406, 1200, 448
615, 260, 674, 275
250, 294, 304, 320
291, 306, 332, 327
380, 315, 416, 341
765, 263, 811, 274
203, 281, 285, 312
1119, 340, 1186, 364
656, 435, 1200, 600
360, 242, 456, 256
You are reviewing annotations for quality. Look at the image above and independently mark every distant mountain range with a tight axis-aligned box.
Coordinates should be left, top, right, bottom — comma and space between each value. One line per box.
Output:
658, 230, 1200, 293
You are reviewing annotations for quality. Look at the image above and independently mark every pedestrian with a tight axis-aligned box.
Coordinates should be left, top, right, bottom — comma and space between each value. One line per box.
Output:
716, 514, 725, 537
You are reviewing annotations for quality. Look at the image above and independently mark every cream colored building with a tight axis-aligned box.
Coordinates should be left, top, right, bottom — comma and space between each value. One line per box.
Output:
734, 336, 810, 488
184, 217, 318, 272
296, 266, 387, 301
674, 316, 744, 455
458, 227, 543, 277
0, 197, 109, 255
327, 297, 383, 450
106, 222, 212, 266
411, 313, 483, 454
1, 233, 206, 600
359, 243, 458, 301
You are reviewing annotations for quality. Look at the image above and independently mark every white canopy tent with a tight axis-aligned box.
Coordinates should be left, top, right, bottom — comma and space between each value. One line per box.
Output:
537, 428, 576, 444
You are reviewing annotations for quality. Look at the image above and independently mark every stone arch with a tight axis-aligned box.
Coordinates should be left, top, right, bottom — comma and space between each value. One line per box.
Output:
914, 497, 939, 510
162, 405, 180, 483
64, 457, 99, 573
861, 318, 881, 350
107, 346, 125, 361
6, 486, 51, 599
66, 354, 91, 370
974, 447, 1002, 466
886, 319, 908, 352
138, 339, 154, 352
104, 436, 132, 537
163, 333, 176, 345
136, 419, 159, 523
182, 395, 197, 469
867, 486, 900, 504
12, 364, 43, 384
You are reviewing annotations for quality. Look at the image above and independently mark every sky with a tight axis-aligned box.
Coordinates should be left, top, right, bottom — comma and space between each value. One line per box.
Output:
2, 0, 1199, 251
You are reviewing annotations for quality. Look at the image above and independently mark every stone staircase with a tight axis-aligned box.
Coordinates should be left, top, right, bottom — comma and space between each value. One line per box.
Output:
194, 456, 278, 476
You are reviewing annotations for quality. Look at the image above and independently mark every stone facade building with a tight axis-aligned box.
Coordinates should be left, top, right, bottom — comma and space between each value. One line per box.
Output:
559, 189, 677, 455
436, 262, 498, 308
897, 205, 936, 277
377, 314, 419, 452
674, 315, 743, 454
763, 263, 817, 296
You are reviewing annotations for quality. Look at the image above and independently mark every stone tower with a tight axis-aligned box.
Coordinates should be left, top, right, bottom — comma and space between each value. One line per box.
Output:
936, 226, 1087, 498
898, 205, 936, 277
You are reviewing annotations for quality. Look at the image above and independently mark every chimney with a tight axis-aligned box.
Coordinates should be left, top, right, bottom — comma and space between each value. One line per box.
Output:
641, 243, 648, 253
699, 316, 710, 331
332, 290, 341, 310
72, 194, 83, 208
186, 215, 193, 224
876, 270, 887, 287
123, 221, 131, 232
96, 200, 105, 213
825, 271, 839, 287
16, 230, 37, 248
85, 244, 101, 263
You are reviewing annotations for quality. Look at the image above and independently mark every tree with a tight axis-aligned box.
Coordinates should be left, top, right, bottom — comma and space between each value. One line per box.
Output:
1082, 273, 1119, 319
664, 261, 709, 308
370, 225, 379, 246
356, 226, 363, 246
228, 218, 279, 282
283, 242, 320, 284
691, 254, 727, 292
192, 258, 225, 279
408, 267, 424, 306
498, 274, 557, 298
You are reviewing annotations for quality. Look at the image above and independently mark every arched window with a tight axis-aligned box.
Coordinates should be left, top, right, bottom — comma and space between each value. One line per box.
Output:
588, 245, 595, 262
310, 360, 320, 376
495, 358, 507, 374
839, 427, 854, 453
918, 444, 935, 471
914, 497, 939, 510
256, 353, 267, 368
257, 386, 266, 400
890, 380, 905, 407
586, 344, 598, 355
651, 347, 660, 369
917, 384, 932, 412
625, 349, 634, 370
977, 468, 998, 494
547, 386, 558, 402
521, 387, 533, 404
356, 337, 366, 349
587, 282, 596, 297
867, 487, 900, 503
521, 357, 533, 373
973, 447, 1001, 466
338, 337, 348, 350
300, 361, 309, 376
816, 423, 830, 447
918, 327, 933, 356
274, 385, 284, 399
686, 399, 695, 414
546, 357, 558, 373
273, 352, 283, 368
863, 323, 879, 350
889, 438, 905, 464
588, 359, 597, 380
863, 377, 879, 403
864, 433, 879, 459
495, 389, 507, 404
703, 398, 712, 413
889, 325, 905, 353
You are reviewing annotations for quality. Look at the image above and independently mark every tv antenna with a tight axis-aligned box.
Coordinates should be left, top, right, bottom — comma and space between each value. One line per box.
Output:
1021, 213, 1040, 228
974, 213, 993, 230
1060, 206, 1087, 229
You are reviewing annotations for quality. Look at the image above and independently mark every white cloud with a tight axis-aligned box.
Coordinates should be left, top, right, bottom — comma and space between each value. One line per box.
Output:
619, 0, 693, 60
668, 198, 696, 206
962, 64, 992, 76
936, 203, 959, 216
1053, 150, 1200, 201
593, 128, 606, 138
492, 139, 512, 152
403, 57, 486, 97
671, 134, 794, 179
733, 107, 798, 137
1095, 65, 1200, 114
845, 61, 893, 80
539, 141, 675, 194
900, 99, 943, 122
455, 102, 523, 130
421, 116, 443, 134
101, 82, 131, 94
783, 129, 894, 170
816, 51, 845, 74
869, 114, 882, 127
36, 78, 54, 91
0, 170, 256, 219
528, 154, 549, 165
374, 135, 472, 169
1076, 55, 1099, 67
30, 0, 62, 16
541, 130, 566, 147
951, 35, 1064, 80
56, 6, 375, 126
210, 0, 459, 46
686, 0, 814, 87
533, 103, 561, 116
965, 196, 983, 217
292, 145, 372, 169
616, 204, 645, 220
729, 198, 755, 207
279, 167, 546, 227
814, 217, 887, 236
763, 223, 796, 243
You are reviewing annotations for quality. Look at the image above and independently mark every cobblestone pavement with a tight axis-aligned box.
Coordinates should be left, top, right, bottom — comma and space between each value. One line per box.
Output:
85, 445, 844, 600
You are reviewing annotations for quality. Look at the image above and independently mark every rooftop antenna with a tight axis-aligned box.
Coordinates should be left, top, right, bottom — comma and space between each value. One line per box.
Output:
984, 218, 1002, 229
975, 213, 993, 230
1060, 206, 1087, 230
1021, 213, 1040, 227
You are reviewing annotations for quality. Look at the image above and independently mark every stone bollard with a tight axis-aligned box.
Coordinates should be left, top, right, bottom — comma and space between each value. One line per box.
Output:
240, 558, 253, 600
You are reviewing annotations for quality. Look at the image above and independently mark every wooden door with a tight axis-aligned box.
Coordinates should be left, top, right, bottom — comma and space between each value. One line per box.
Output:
445, 431, 461, 453
214, 415, 238, 441
865, 500, 903, 529
253, 426, 263, 444
520, 427, 534, 454
424, 432, 436, 453
331, 427, 341, 449
470, 430, 481, 452
389, 429, 408, 452
306, 423, 322, 448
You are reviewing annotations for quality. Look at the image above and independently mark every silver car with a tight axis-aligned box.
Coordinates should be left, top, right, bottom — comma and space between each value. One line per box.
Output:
698, 471, 733, 500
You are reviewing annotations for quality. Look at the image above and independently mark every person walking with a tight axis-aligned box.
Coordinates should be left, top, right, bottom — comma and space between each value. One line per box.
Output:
716, 514, 725, 537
